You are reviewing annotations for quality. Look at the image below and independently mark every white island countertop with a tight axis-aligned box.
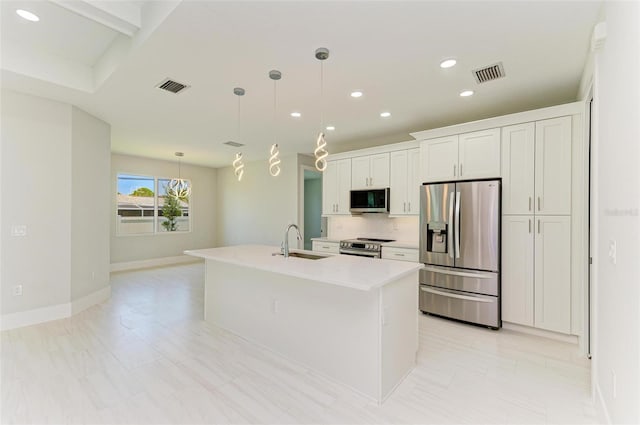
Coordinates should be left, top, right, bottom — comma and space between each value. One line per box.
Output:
185, 245, 421, 291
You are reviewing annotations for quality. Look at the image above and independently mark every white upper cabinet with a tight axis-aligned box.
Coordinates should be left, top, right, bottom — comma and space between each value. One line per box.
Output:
535, 117, 572, 215
458, 128, 501, 179
420, 135, 458, 182
322, 158, 351, 215
351, 153, 390, 189
502, 123, 536, 215
502, 117, 572, 216
389, 148, 421, 215
420, 129, 500, 183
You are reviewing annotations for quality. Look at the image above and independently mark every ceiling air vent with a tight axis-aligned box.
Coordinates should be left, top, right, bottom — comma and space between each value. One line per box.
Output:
224, 141, 244, 147
472, 62, 505, 84
156, 78, 190, 94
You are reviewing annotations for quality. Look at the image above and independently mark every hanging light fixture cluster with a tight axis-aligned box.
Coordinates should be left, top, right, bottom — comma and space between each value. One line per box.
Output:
229, 47, 331, 181
269, 69, 282, 177
232, 87, 245, 181
314, 47, 329, 172
168, 152, 191, 199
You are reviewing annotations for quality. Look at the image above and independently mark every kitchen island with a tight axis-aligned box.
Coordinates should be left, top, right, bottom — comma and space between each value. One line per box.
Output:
185, 245, 421, 403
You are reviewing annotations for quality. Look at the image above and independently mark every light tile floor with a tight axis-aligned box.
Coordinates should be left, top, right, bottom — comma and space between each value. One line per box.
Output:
1, 262, 598, 424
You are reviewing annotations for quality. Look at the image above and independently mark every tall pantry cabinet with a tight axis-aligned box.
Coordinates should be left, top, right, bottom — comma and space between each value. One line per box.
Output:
501, 116, 573, 334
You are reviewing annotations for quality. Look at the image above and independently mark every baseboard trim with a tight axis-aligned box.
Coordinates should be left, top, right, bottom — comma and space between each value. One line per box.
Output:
1, 285, 111, 331
503, 322, 579, 344
71, 285, 111, 315
1, 303, 70, 331
110, 255, 200, 272
595, 382, 612, 424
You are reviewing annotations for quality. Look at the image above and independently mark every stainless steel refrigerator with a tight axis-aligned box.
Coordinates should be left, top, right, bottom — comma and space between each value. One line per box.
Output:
419, 179, 501, 329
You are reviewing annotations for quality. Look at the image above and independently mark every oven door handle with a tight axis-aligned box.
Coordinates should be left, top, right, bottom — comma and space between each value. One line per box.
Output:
339, 249, 379, 258
420, 287, 493, 303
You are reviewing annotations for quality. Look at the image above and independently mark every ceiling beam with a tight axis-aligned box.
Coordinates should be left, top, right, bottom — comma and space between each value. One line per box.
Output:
49, 0, 141, 37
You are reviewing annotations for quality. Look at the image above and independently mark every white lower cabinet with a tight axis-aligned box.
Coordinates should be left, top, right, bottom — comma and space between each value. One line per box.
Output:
312, 240, 340, 254
502, 214, 571, 334
534, 215, 571, 334
502, 216, 535, 326
381, 246, 419, 262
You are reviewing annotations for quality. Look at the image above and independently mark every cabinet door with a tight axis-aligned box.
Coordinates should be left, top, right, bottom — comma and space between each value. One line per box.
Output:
502, 123, 535, 215
458, 128, 501, 179
322, 160, 338, 215
369, 153, 390, 188
336, 159, 352, 214
534, 215, 571, 334
420, 136, 459, 182
502, 215, 534, 326
312, 240, 340, 254
535, 117, 572, 215
389, 150, 408, 215
406, 148, 421, 214
351, 156, 370, 189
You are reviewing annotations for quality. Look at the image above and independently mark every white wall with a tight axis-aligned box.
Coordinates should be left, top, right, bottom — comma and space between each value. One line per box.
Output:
592, 2, 640, 423
216, 154, 302, 247
1, 90, 111, 326
110, 153, 217, 264
71, 107, 111, 300
1, 90, 72, 315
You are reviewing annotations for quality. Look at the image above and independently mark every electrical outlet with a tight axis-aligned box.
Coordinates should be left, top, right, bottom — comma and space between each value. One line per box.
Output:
91, 271, 96, 280
611, 370, 617, 399
608, 240, 617, 265
272, 299, 280, 314
13, 285, 23, 296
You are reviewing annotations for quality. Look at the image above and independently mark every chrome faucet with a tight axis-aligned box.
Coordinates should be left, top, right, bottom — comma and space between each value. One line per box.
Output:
282, 224, 302, 258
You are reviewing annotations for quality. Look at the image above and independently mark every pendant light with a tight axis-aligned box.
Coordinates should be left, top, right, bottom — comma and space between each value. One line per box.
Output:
168, 152, 190, 199
268, 70, 282, 177
314, 47, 329, 172
233, 87, 245, 181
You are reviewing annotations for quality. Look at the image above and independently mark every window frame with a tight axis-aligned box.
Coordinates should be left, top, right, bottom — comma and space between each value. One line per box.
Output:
116, 172, 192, 237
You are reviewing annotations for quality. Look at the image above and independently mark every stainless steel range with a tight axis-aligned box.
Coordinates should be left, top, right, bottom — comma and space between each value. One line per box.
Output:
339, 238, 395, 258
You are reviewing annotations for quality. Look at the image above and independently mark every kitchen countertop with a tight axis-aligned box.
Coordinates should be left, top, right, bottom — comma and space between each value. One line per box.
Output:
185, 245, 421, 291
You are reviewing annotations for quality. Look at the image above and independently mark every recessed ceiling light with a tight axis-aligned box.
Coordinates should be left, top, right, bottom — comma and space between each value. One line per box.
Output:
16, 9, 39, 22
290, 112, 301, 118
459, 90, 474, 97
326, 126, 335, 131
380, 112, 391, 118
350, 91, 363, 98
440, 59, 457, 69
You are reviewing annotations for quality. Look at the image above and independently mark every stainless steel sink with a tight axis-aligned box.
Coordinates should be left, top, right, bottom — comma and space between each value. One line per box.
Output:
272, 252, 328, 260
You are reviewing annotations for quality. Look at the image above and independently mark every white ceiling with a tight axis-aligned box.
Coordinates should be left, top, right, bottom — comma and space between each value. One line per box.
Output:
1, 0, 602, 168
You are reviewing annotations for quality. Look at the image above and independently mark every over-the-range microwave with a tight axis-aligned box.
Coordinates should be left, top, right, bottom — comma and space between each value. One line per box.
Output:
349, 188, 390, 214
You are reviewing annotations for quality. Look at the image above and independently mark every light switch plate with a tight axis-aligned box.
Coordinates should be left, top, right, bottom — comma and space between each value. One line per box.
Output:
608, 240, 617, 265
11, 225, 27, 237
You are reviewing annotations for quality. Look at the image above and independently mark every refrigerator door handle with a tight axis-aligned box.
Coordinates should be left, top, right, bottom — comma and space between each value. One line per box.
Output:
422, 265, 497, 279
421, 287, 493, 303
455, 191, 461, 258
448, 194, 455, 258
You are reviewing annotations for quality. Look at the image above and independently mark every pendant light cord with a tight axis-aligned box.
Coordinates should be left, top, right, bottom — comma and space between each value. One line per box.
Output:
320, 60, 324, 130
237, 94, 241, 143
273, 79, 277, 145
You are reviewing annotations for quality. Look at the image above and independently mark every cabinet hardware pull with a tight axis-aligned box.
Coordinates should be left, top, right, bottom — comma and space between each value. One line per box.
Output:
529, 197, 532, 211
408, 202, 411, 212
394, 253, 405, 256
529, 219, 531, 233
538, 197, 541, 211
538, 220, 541, 234
460, 163, 463, 176
369, 177, 373, 186
453, 164, 456, 176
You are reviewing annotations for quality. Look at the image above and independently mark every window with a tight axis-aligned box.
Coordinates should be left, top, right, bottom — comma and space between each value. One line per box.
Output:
116, 174, 191, 235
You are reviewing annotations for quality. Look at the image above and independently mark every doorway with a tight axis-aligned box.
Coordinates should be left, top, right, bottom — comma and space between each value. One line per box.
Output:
303, 169, 323, 250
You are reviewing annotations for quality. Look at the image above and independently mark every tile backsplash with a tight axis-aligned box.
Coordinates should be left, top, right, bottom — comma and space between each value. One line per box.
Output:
327, 214, 419, 243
